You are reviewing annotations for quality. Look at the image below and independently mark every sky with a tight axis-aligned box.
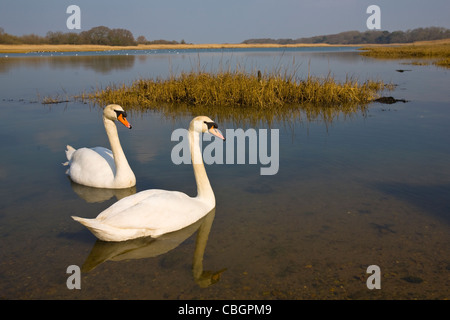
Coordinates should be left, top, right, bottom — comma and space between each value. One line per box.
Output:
1, 0, 450, 43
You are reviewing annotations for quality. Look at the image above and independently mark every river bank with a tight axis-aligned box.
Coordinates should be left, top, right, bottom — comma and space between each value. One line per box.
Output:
0, 43, 365, 53
2, 39, 449, 54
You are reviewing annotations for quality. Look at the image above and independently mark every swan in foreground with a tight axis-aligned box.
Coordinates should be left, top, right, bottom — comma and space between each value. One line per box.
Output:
64, 104, 136, 189
72, 116, 225, 242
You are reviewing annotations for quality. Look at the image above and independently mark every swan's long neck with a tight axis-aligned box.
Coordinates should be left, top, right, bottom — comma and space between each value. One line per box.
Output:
189, 129, 215, 206
103, 117, 134, 184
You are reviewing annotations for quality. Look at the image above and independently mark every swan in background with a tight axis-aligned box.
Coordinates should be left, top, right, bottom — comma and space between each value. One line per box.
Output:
72, 116, 225, 242
64, 104, 136, 189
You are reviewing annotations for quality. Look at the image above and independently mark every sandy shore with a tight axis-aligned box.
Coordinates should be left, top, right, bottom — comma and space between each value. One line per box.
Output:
1, 39, 447, 53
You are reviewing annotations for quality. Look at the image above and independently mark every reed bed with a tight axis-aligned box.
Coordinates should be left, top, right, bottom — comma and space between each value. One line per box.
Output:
82, 69, 391, 111
359, 42, 450, 67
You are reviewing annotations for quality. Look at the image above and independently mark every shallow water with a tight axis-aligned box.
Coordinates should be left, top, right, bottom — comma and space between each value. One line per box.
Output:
0, 47, 449, 299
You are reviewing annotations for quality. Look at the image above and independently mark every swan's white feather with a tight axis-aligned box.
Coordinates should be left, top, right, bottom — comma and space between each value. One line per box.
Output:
65, 145, 76, 161
66, 147, 116, 188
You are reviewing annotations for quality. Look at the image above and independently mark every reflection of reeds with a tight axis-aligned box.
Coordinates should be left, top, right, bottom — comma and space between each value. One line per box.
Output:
434, 57, 450, 68
359, 42, 450, 68
116, 101, 368, 128
81, 68, 390, 111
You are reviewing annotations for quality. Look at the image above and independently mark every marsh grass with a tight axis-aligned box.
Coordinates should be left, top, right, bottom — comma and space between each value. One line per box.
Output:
80, 67, 391, 114
359, 42, 450, 68
41, 96, 70, 104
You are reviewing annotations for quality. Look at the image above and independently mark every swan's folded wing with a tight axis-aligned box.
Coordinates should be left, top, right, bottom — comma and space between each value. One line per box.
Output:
97, 190, 210, 236
96, 189, 168, 220
90, 147, 115, 171
68, 147, 115, 186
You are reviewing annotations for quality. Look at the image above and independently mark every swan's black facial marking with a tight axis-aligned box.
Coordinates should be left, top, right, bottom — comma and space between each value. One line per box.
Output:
204, 121, 218, 129
114, 110, 127, 118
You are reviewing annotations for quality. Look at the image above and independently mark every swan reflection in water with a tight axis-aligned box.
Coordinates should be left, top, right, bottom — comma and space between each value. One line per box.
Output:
69, 180, 137, 203
80, 208, 226, 288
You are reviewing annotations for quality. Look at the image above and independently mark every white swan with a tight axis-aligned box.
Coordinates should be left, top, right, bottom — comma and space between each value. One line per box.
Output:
64, 104, 136, 189
72, 116, 225, 242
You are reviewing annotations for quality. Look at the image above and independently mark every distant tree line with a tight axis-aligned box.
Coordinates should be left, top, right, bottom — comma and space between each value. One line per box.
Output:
242, 27, 450, 45
136, 35, 185, 45
0, 26, 184, 46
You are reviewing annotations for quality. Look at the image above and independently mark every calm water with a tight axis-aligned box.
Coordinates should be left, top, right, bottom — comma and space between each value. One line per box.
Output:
0, 47, 449, 299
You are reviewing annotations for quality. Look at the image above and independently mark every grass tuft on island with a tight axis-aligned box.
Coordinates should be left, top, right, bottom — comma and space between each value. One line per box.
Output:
79, 69, 392, 111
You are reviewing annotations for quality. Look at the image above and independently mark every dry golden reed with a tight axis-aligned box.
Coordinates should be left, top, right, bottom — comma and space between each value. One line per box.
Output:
83, 69, 390, 110
359, 42, 450, 68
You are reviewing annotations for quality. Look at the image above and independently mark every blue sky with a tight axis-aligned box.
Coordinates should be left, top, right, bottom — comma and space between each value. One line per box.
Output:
1, 0, 449, 43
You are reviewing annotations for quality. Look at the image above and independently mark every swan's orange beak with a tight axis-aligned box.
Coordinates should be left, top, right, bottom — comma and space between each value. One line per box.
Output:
118, 113, 132, 129
209, 127, 225, 140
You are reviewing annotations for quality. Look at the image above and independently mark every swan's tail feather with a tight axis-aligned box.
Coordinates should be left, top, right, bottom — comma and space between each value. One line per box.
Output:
65, 145, 76, 161
72, 216, 112, 241
72, 216, 95, 228
71, 216, 142, 242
